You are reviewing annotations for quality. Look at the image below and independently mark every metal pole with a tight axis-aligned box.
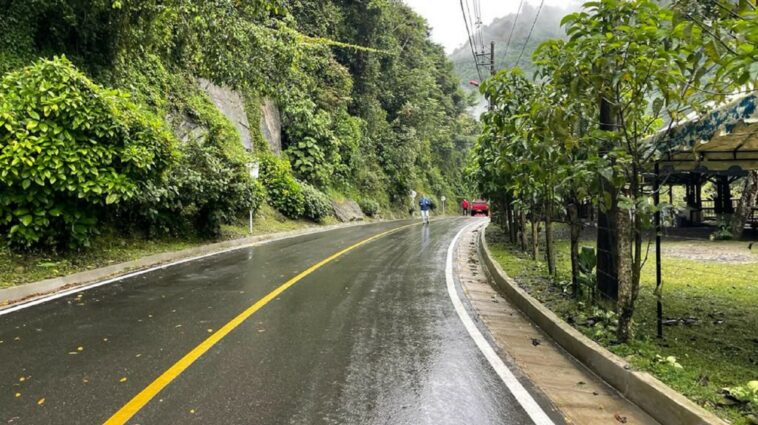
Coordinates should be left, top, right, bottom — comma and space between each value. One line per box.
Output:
249, 209, 253, 235
490, 41, 495, 76
654, 163, 663, 338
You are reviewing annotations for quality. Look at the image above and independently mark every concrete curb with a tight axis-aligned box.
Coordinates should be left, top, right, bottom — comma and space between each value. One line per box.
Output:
478, 224, 728, 425
0, 219, 402, 310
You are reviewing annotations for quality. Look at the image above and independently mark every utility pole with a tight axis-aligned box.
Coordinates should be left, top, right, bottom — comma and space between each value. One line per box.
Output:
490, 41, 495, 76
488, 41, 495, 111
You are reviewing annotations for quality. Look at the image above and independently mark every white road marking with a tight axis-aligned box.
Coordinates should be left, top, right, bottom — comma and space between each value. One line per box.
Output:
0, 246, 249, 317
0, 222, 395, 317
445, 220, 556, 425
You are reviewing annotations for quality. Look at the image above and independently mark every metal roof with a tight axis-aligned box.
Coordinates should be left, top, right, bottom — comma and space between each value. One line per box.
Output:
658, 93, 758, 175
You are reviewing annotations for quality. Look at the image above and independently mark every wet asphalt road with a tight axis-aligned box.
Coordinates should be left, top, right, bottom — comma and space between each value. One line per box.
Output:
0, 218, 537, 424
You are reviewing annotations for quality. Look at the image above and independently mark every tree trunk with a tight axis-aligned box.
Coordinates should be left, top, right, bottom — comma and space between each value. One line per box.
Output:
508, 204, 517, 244
519, 210, 528, 251
597, 93, 619, 301
545, 198, 556, 276
531, 218, 539, 261
502, 200, 511, 235
616, 208, 638, 342
730, 171, 758, 239
567, 202, 581, 296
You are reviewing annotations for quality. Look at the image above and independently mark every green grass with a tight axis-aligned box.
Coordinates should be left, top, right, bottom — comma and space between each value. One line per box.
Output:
486, 226, 758, 425
0, 204, 340, 290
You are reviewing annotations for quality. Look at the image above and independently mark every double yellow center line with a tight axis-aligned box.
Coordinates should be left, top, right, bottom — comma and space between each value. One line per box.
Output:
104, 222, 416, 425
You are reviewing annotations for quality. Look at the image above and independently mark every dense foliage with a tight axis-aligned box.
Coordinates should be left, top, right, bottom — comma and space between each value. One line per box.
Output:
0, 57, 173, 248
471, 0, 756, 342
0, 0, 475, 249
358, 199, 380, 218
259, 153, 305, 219
300, 182, 333, 222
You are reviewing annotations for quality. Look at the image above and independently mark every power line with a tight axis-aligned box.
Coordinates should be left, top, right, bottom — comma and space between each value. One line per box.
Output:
516, 0, 545, 67
503, 0, 525, 60
460, 0, 484, 81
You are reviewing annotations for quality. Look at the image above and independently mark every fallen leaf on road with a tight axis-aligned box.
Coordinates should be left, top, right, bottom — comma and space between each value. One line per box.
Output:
15, 393, 21, 398
190, 409, 196, 414
119, 377, 128, 383
18, 377, 25, 382
258, 329, 265, 333
37, 398, 45, 406
614, 413, 627, 423
77, 346, 83, 352
207, 329, 213, 333
531, 338, 541, 346
103, 338, 109, 342
68, 352, 78, 355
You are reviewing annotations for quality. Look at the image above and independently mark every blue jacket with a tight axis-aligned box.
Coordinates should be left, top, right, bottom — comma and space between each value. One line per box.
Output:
419, 197, 431, 211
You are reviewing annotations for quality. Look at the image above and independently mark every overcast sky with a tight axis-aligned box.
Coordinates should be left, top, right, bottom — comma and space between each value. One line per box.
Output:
403, 0, 579, 53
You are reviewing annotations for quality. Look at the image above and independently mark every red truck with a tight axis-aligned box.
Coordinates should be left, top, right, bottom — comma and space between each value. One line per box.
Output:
470, 199, 489, 216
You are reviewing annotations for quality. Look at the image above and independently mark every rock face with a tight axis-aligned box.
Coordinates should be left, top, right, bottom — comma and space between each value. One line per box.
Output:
171, 111, 207, 144
198, 78, 252, 151
260, 98, 282, 154
331, 200, 364, 222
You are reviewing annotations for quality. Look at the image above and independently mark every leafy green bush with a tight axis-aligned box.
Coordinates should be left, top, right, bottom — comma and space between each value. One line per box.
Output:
359, 199, 380, 217
123, 140, 263, 238
286, 137, 329, 185
0, 57, 173, 248
259, 153, 304, 219
300, 182, 332, 222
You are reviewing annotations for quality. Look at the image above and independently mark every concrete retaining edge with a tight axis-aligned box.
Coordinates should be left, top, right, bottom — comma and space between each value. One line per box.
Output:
0, 219, 403, 310
478, 224, 727, 425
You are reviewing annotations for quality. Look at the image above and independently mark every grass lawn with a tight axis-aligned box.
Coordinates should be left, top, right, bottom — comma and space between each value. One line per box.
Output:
0, 204, 338, 290
486, 225, 758, 425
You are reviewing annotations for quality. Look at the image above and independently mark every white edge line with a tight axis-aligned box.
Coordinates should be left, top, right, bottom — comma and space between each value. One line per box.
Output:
0, 245, 247, 316
0, 221, 390, 317
445, 220, 555, 425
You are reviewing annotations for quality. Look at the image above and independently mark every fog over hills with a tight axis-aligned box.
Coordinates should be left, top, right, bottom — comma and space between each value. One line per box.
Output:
450, 2, 580, 103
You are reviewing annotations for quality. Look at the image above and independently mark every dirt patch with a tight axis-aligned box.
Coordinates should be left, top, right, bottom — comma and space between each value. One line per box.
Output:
661, 242, 757, 263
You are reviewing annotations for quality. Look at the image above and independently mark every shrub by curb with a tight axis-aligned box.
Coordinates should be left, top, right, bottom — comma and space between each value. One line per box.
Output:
478, 224, 727, 425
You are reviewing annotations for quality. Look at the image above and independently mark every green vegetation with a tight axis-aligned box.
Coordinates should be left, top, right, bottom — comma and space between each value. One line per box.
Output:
0, 1, 475, 264
0, 57, 173, 248
470, 1, 758, 422
471, 0, 757, 341
486, 226, 758, 424
300, 182, 333, 223
359, 199, 381, 218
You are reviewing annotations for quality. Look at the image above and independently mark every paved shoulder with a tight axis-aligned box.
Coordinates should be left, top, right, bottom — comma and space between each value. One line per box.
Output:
456, 224, 659, 425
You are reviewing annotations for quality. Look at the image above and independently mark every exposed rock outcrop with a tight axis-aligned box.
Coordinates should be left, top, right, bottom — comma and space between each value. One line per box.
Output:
198, 78, 252, 151
260, 98, 282, 154
331, 200, 364, 222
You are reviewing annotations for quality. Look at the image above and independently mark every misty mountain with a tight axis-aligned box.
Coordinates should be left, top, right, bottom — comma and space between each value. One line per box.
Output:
450, 3, 580, 88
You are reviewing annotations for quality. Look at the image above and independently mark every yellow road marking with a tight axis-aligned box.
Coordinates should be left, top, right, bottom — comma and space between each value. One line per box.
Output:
104, 223, 416, 425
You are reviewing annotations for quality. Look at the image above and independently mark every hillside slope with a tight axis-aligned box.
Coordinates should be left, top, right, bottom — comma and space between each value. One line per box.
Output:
0, 1, 477, 250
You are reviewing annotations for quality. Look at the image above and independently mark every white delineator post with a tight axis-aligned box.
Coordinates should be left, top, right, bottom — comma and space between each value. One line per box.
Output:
247, 161, 260, 234
441, 195, 446, 216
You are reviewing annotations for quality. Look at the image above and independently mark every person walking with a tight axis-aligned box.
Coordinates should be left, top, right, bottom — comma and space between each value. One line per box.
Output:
419, 195, 431, 224
461, 198, 470, 216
